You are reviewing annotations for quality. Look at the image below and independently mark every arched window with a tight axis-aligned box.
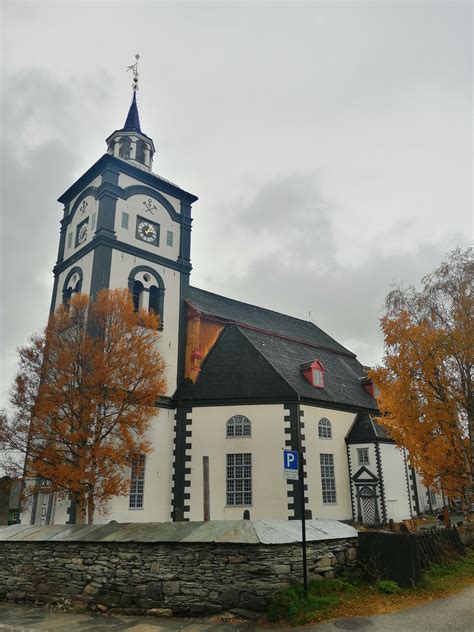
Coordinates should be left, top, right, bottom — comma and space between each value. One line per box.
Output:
226, 415, 251, 438
62, 268, 83, 309
135, 139, 146, 164
318, 417, 332, 439
128, 266, 165, 329
132, 280, 144, 312
119, 136, 132, 159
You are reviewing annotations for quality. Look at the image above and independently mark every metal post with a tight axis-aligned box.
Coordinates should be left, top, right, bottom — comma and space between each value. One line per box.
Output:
296, 399, 308, 599
203, 456, 210, 521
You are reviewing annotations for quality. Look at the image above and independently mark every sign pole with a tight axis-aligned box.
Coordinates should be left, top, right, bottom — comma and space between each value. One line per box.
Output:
296, 399, 308, 599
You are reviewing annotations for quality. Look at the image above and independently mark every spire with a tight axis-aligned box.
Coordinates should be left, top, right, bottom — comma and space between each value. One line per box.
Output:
123, 91, 142, 133
106, 54, 155, 171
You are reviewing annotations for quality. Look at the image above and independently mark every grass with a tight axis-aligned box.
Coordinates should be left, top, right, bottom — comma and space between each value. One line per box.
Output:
267, 578, 355, 625
265, 548, 474, 626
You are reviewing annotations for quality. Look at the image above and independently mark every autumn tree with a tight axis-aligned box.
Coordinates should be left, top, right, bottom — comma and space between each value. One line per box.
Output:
370, 247, 473, 514
2, 289, 166, 524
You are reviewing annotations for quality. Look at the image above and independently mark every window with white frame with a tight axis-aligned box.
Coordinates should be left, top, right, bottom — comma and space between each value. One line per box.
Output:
357, 447, 370, 465
318, 417, 332, 439
226, 453, 252, 505
129, 454, 146, 509
313, 367, 324, 387
320, 453, 336, 504
226, 415, 251, 438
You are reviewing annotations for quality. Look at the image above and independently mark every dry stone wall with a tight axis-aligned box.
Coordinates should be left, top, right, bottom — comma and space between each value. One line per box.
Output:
0, 539, 357, 617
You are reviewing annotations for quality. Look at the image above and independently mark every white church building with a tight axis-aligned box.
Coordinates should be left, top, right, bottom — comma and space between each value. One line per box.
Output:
24, 79, 441, 527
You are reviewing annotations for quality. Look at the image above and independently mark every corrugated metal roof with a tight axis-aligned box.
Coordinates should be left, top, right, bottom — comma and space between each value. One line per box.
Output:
0, 520, 357, 544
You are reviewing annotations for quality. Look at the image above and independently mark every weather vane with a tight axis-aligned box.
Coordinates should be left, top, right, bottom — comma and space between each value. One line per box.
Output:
126, 53, 140, 92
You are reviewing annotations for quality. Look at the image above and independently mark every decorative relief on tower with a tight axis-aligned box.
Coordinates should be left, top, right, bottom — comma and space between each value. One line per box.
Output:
143, 198, 157, 214
79, 200, 88, 216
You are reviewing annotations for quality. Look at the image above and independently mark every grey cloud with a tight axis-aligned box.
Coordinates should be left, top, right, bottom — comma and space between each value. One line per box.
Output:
0, 71, 108, 404
194, 175, 468, 367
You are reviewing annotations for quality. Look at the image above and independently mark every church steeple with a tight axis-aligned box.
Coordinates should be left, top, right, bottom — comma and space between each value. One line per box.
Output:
105, 54, 155, 171
123, 92, 142, 133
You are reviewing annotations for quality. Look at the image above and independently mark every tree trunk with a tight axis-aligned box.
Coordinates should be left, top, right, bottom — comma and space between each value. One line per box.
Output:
87, 493, 95, 525
75, 490, 87, 524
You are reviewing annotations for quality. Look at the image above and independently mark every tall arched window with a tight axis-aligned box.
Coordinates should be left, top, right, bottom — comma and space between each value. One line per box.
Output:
119, 136, 132, 159
128, 266, 165, 329
62, 268, 83, 309
226, 415, 251, 438
132, 280, 144, 312
318, 417, 332, 439
135, 139, 146, 164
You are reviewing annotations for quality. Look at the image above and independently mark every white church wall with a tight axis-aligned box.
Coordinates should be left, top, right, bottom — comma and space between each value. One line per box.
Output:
303, 406, 355, 521
379, 443, 412, 521
109, 249, 182, 396
187, 404, 288, 521
98, 407, 175, 523
118, 174, 182, 215
114, 192, 181, 262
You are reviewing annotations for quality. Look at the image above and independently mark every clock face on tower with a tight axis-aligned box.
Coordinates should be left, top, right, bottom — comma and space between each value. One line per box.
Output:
75, 218, 89, 247
136, 216, 160, 246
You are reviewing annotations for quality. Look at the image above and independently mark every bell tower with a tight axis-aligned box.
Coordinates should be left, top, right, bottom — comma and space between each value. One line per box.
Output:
50, 56, 198, 396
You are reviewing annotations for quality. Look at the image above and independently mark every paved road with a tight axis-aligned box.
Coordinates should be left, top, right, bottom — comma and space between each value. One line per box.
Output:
0, 586, 473, 632
312, 584, 474, 631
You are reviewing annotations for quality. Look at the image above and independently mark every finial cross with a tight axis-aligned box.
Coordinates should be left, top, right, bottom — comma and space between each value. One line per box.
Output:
127, 53, 140, 92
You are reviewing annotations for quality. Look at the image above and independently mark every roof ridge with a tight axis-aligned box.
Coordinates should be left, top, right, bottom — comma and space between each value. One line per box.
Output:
189, 286, 322, 327
188, 286, 355, 357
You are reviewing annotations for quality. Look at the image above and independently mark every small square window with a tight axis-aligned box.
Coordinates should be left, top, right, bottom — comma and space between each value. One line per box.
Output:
166, 230, 173, 247
121, 212, 129, 230
67, 233, 73, 249
357, 448, 370, 465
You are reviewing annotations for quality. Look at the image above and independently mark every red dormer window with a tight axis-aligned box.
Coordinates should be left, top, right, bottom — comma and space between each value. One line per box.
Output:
301, 359, 325, 388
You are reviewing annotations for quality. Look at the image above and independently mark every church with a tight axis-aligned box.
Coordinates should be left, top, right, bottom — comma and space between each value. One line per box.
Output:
23, 71, 441, 527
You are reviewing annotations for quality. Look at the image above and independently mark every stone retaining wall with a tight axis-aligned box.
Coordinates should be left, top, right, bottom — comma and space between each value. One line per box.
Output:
0, 539, 357, 617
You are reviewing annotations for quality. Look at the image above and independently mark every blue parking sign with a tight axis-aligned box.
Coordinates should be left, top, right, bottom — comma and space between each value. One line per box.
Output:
284, 450, 298, 470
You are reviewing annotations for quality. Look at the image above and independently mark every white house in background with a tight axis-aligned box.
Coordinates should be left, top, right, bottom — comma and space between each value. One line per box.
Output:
21, 81, 443, 526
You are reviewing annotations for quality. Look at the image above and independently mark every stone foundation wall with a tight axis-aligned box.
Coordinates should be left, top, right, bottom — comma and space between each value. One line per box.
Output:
0, 539, 357, 617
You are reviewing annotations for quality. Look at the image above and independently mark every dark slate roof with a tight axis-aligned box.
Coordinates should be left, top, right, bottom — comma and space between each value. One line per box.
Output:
179, 286, 378, 410
123, 92, 141, 133
177, 326, 296, 402
241, 328, 377, 409
176, 326, 378, 410
346, 411, 391, 443
187, 287, 353, 356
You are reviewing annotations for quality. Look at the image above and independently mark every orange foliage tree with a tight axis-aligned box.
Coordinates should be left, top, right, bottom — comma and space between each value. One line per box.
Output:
370, 248, 473, 514
3, 289, 166, 524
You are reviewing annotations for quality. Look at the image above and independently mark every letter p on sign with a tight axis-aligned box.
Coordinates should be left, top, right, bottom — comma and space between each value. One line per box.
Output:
284, 450, 298, 470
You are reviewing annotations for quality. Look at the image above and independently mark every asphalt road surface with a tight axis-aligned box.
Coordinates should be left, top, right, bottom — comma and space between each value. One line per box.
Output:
312, 584, 474, 632
0, 585, 472, 631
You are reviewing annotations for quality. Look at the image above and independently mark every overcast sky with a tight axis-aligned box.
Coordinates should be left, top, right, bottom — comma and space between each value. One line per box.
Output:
0, 1, 471, 408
